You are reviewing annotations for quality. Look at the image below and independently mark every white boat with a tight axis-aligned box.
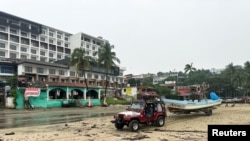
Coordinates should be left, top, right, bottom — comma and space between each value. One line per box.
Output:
163, 92, 222, 116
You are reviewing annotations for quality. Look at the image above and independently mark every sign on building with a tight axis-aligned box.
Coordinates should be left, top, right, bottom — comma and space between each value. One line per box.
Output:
24, 88, 40, 97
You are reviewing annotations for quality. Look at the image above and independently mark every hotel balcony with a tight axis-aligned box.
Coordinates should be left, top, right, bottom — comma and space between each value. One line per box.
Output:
20, 73, 125, 90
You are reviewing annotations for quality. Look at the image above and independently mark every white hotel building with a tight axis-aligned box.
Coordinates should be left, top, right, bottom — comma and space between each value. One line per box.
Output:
0, 11, 126, 94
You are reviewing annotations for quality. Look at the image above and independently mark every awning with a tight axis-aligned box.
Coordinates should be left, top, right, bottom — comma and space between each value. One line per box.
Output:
24, 88, 40, 97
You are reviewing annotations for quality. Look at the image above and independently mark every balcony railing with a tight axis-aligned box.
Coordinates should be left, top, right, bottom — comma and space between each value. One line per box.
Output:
24, 80, 124, 89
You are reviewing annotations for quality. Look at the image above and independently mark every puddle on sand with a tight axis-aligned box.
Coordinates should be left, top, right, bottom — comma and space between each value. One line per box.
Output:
0, 112, 115, 129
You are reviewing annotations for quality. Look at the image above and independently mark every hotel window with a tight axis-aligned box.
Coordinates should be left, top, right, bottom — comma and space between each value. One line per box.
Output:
31, 34, 37, 40
94, 74, 99, 79
10, 45, 17, 50
21, 32, 28, 37
58, 47, 63, 52
0, 51, 5, 57
92, 46, 96, 50
49, 45, 56, 51
0, 43, 5, 48
39, 77, 45, 81
49, 58, 55, 62
21, 47, 27, 52
107, 76, 110, 81
86, 44, 89, 48
49, 32, 54, 37
42, 29, 46, 34
21, 54, 27, 59
21, 39, 29, 45
49, 69, 55, 74
0, 34, 7, 40
70, 71, 75, 76
31, 56, 36, 60
57, 41, 61, 46
49, 53, 53, 57
78, 73, 83, 77
1, 66, 13, 73
119, 78, 123, 83
57, 54, 62, 59
65, 36, 69, 41
65, 43, 68, 47
101, 75, 105, 79
57, 34, 61, 39
25, 66, 32, 72
57, 47, 63, 52
31, 49, 37, 54
10, 53, 16, 58
59, 70, 65, 75
40, 51, 45, 56
40, 37, 45, 42
40, 57, 46, 62
49, 39, 53, 44
40, 43, 46, 48
10, 36, 18, 43
0, 26, 6, 32
10, 29, 17, 34
31, 41, 38, 47
84, 38, 90, 42
37, 68, 44, 73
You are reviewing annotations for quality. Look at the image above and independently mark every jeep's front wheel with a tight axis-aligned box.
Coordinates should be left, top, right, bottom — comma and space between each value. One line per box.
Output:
115, 122, 124, 129
155, 116, 165, 127
129, 120, 139, 132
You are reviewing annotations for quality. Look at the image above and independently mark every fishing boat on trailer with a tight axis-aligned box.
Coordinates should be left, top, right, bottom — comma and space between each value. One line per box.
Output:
163, 85, 222, 116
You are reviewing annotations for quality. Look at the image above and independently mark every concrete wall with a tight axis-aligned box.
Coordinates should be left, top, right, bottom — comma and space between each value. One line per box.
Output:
5, 97, 15, 108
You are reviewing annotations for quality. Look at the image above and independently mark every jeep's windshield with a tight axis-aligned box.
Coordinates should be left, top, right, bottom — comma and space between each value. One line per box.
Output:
131, 102, 144, 110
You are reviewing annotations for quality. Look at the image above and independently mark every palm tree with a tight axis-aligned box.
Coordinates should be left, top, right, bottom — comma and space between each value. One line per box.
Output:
243, 61, 250, 95
184, 63, 196, 74
244, 61, 250, 85
70, 47, 96, 92
97, 42, 120, 98
222, 63, 237, 97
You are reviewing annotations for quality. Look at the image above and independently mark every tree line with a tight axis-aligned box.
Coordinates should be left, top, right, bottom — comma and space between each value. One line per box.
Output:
127, 61, 250, 98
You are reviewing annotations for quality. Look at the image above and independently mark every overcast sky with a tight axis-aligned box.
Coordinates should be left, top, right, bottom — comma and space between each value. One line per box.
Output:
1, 0, 250, 75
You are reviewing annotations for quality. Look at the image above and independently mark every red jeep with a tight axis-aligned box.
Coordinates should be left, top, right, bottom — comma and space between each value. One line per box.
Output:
111, 99, 167, 132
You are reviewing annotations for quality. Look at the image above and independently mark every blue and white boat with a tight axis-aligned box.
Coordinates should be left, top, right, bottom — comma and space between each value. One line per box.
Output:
163, 92, 222, 116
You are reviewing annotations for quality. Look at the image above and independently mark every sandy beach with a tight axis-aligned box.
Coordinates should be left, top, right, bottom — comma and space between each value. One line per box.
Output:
0, 103, 250, 141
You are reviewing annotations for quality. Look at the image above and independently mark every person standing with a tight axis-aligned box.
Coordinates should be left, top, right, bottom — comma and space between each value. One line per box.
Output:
24, 95, 33, 109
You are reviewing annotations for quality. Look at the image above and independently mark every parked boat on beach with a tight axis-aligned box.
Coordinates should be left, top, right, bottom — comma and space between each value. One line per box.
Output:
163, 92, 222, 116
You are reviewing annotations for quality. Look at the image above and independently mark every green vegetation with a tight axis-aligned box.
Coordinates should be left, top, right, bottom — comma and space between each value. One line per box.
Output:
126, 61, 250, 99
70, 47, 96, 90
97, 42, 120, 97
5, 73, 18, 89
105, 96, 131, 105
5, 74, 18, 107
10, 89, 17, 106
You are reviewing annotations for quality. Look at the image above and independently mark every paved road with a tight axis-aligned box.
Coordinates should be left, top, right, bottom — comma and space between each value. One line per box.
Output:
0, 105, 127, 129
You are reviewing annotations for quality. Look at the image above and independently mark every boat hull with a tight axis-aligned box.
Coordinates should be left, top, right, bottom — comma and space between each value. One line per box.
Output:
164, 99, 222, 113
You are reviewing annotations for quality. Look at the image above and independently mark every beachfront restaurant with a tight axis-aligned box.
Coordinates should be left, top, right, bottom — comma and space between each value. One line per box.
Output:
15, 86, 101, 109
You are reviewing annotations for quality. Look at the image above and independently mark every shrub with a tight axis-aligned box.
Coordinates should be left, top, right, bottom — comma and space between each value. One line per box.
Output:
106, 97, 130, 105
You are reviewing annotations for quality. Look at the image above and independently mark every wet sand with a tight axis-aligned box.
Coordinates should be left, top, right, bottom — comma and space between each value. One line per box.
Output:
0, 103, 250, 141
